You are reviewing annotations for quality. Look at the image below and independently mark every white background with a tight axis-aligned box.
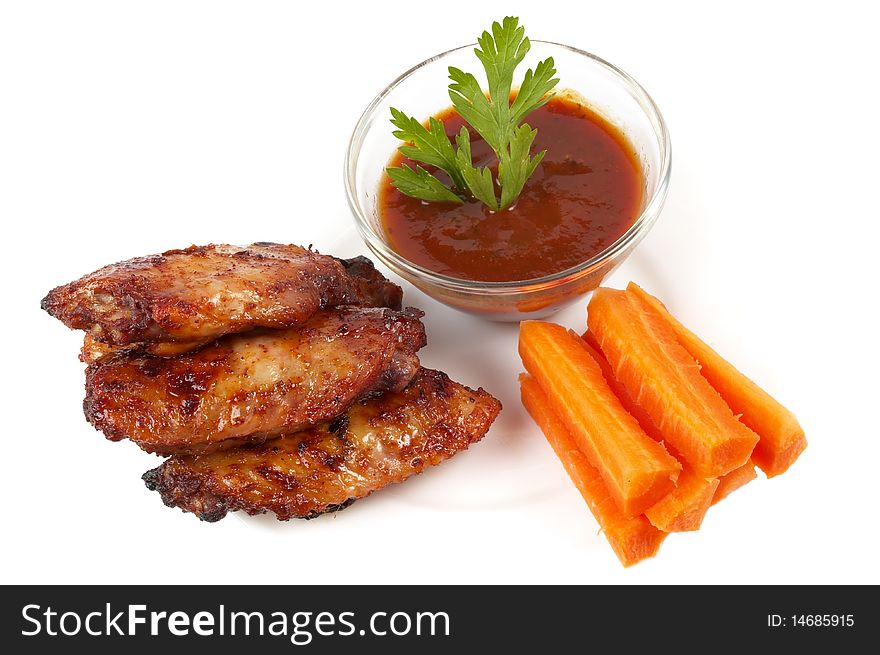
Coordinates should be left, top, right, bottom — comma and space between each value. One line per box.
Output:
2, 1, 878, 585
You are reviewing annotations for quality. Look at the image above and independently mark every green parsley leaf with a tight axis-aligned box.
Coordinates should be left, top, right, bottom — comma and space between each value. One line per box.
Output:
474, 17, 528, 131
499, 123, 545, 209
450, 16, 557, 157
389, 108, 467, 191
388, 17, 556, 210
448, 66, 504, 153
455, 127, 499, 210
510, 56, 559, 127
385, 164, 463, 204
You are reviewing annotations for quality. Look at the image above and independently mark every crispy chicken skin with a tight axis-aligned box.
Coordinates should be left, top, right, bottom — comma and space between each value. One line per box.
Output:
80, 333, 214, 364
84, 307, 427, 455
42, 244, 403, 348
143, 368, 502, 521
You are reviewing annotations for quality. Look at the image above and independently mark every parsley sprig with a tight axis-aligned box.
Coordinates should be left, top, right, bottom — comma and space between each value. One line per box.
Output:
386, 17, 558, 211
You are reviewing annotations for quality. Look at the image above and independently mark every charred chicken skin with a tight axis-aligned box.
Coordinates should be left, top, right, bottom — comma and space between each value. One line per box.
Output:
42, 244, 403, 353
84, 307, 427, 455
143, 368, 501, 521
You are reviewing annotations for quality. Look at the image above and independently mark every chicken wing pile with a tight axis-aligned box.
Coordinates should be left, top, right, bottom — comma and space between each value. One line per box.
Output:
43, 243, 501, 521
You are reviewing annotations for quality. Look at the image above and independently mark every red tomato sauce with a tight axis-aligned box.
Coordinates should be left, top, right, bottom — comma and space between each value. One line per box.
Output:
380, 95, 644, 282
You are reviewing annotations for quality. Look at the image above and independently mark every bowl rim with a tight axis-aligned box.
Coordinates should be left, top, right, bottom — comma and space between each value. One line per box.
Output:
344, 39, 671, 293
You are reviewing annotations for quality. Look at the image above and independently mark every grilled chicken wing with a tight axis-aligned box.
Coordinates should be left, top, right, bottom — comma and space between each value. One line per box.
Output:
42, 244, 402, 349
143, 368, 501, 521
84, 307, 427, 455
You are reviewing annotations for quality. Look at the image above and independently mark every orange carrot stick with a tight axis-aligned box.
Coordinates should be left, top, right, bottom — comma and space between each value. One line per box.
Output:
712, 460, 759, 505
582, 332, 665, 443
584, 332, 719, 532
519, 321, 680, 517
644, 467, 719, 532
626, 282, 806, 477
583, 329, 602, 355
520, 374, 667, 567
587, 288, 759, 478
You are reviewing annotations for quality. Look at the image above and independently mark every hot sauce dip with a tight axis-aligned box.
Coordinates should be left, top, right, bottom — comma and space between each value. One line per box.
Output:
379, 93, 644, 283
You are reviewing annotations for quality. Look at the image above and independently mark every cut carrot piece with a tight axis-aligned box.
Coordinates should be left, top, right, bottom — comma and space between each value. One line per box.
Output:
644, 466, 719, 532
626, 282, 806, 477
582, 332, 665, 444
588, 288, 759, 478
519, 321, 680, 517
583, 329, 603, 355
585, 333, 715, 531
712, 460, 759, 505
586, 332, 719, 531
520, 374, 667, 567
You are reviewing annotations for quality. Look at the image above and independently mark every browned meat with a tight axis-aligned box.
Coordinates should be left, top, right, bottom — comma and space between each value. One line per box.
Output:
80, 333, 215, 364
337, 255, 402, 312
143, 368, 502, 521
84, 307, 426, 455
42, 244, 402, 348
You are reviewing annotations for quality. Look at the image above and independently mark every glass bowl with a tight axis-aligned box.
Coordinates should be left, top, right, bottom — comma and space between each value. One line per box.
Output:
345, 40, 670, 321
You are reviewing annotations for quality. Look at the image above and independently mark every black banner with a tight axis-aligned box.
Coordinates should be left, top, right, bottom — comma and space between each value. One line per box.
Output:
1, 585, 869, 652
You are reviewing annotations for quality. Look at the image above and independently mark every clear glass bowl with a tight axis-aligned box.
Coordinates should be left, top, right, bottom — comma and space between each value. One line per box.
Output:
345, 41, 671, 321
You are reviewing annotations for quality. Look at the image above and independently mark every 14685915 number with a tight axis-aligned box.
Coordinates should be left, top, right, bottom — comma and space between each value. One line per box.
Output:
768, 614, 855, 628
791, 615, 854, 628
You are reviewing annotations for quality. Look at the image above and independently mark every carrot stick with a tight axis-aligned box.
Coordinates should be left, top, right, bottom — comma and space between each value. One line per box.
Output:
712, 461, 759, 505
520, 374, 667, 567
519, 321, 680, 517
582, 329, 603, 357
644, 466, 719, 532
582, 332, 665, 443
587, 288, 760, 478
626, 282, 806, 477
584, 332, 719, 532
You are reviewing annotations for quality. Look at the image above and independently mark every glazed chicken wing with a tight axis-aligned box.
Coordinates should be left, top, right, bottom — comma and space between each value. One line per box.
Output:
143, 368, 502, 521
42, 244, 402, 350
84, 307, 426, 455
